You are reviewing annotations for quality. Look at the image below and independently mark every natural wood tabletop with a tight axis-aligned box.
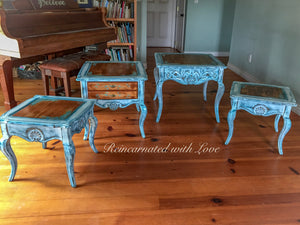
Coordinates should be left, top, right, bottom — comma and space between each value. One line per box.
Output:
161, 53, 219, 65
240, 84, 286, 100
12, 100, 83, 119
89, 63, 137, 76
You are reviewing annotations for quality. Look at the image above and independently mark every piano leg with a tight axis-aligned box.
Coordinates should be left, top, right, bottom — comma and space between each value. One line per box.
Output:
0, 58, 17, 110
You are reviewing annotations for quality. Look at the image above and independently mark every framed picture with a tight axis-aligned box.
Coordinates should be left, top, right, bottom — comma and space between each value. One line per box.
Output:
77, 0, 93, 8
78, 0, 88, 3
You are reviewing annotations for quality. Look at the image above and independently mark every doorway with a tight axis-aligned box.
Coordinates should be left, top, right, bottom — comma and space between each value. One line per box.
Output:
174, 0, 186, 52
147, 0, 176, 47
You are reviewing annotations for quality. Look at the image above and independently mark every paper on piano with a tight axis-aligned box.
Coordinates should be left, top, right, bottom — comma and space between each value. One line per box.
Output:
0, 34, 20, 58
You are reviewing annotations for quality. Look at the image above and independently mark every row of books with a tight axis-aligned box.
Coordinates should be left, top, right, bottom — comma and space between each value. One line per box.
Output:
105, 47, 134, 61
108, 22, 134, 43
100, 0, 134, 19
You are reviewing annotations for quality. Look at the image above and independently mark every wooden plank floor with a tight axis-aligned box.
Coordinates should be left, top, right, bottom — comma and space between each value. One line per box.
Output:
0, 48, 300, 225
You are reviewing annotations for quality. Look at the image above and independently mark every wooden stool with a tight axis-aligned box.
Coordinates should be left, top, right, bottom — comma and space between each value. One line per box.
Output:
40, 51, 110, 97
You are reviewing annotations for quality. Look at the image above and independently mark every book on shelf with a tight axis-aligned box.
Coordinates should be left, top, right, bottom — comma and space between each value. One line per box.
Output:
105, 47, 133, 61
128, 45, 133, 59
101, 0, 134, 19
107, 22, 134, 44
101, 0, 135, 61
130, 2, 134, 18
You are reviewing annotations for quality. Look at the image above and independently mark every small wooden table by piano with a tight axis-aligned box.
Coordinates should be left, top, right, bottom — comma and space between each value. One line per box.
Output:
77, 61, 148, 138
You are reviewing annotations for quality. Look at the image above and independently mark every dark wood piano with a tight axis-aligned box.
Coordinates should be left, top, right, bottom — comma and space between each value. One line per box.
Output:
0, 0, 116, 109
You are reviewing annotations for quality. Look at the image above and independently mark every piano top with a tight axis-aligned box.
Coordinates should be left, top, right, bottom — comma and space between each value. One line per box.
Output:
0, 0, 117, 58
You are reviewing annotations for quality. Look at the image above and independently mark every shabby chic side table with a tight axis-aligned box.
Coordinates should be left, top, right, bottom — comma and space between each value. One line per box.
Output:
225, 81, 297, 155
77, 61, 148, 138
153, 53, 226, 123
0, 95, 98, 187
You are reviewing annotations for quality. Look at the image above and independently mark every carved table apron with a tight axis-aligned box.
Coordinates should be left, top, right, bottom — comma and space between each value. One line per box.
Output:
77, 61, 148, 138
0, 95, 98, 187
225, 81, 297, 155
153, 53, 226, 123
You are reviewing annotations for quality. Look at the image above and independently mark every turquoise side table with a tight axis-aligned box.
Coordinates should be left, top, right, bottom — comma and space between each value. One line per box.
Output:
0, 95, 98, 187
77, 61, 148, 138
225, 81, 297, 155
153, 53, 226, 123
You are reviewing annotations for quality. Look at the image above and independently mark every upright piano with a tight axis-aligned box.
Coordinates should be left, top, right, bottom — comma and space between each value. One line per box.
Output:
0, 0, 116, 109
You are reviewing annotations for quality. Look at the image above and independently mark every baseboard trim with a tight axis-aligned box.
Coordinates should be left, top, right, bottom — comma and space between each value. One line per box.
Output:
184, 51, 230, 57
227, 63, 300, 116
227, 63, 260, 83
292, 106, 300, 115
142, 62, 147, 70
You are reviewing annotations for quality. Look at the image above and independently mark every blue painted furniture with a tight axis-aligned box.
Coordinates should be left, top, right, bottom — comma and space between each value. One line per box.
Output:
77, 61, 148, 138
153, 53, 226, 123
225, 81, 297, 155
0, 95, 98, 187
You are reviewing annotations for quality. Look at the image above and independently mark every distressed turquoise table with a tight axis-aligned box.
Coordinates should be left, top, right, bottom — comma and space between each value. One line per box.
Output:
0, 95, 98, 187
77, 61, 148, 138
153, 53, 226, 123
225, 81, 297, 155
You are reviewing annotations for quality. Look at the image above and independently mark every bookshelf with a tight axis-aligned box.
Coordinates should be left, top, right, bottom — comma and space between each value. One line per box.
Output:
99, 0, 137, 61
